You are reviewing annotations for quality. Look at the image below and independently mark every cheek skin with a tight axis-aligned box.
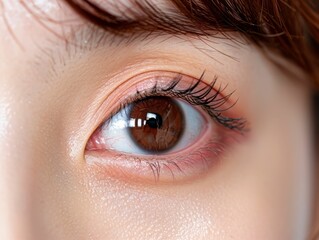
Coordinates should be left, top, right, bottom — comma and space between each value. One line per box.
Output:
82, 174, 219, 239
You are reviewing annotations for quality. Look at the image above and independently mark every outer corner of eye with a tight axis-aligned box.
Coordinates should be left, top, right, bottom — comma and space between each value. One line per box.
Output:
84, 74, 246, 183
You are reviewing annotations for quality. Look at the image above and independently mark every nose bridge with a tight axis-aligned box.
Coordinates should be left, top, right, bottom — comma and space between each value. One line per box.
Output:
0, 95, 37, 240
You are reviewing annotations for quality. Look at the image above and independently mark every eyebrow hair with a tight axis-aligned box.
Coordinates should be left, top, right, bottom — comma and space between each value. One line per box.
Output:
65, 0, 265, 36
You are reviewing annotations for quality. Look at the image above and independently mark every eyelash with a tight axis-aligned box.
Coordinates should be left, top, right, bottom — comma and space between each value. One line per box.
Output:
106, 73, 247, 132
85, 72, 248, 182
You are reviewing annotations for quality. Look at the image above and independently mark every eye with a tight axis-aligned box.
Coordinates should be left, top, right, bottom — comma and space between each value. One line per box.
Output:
85, 72, 247, 183
88, 96, 206, 155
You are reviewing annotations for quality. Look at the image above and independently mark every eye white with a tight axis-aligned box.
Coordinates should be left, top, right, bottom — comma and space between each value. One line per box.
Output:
100, 99, 207, 155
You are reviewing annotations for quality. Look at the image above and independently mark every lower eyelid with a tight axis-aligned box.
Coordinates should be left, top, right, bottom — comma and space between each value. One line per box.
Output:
85, 129, 239, 183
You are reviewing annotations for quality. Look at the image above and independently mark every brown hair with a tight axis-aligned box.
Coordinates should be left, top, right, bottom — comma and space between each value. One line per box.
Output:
64, 0, 319, 87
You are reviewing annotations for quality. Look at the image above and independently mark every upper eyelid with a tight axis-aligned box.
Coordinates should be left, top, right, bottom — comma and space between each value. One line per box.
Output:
79, 69, 245, 160
103, 73, 247, 132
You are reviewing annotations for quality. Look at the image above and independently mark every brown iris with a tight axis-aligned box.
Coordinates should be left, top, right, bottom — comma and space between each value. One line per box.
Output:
129, 96, 184, 152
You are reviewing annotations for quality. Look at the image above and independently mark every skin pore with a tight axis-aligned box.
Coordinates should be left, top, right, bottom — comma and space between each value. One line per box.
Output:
0, 0, 317, 239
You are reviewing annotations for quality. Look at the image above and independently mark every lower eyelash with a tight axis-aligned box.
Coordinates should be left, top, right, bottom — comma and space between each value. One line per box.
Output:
88, 137, 229, 183
144, 140, 226, 182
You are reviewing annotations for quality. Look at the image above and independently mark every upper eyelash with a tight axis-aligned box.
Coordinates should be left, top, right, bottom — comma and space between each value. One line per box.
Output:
108, 73, 247, 131
160, 73, 246, 130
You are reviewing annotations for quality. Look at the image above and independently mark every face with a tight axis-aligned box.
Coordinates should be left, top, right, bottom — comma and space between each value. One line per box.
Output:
0, 0, 315, 239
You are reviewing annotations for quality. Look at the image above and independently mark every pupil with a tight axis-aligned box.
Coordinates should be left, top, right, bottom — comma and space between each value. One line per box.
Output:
146, 112, 162, 129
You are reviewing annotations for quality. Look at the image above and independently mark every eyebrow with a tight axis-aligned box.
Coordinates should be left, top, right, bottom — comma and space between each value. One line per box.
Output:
30, 0, 244, 75
64, 0, 263, 38
65, 0, 319, 76
65, 0, 210, 36
28, 0, 308, 80
44, 0, 254, 57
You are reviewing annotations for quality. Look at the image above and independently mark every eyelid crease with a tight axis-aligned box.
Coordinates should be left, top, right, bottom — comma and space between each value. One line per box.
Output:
105, 72, 247, 132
